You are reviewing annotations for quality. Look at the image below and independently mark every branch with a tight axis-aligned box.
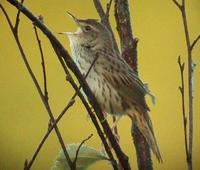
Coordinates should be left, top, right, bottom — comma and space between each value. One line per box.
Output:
93, 0, 105, 21
73, 134, 93, 168
6, 0, 130, 169
105, 0, 113, 19
178, 56, 189, 160
114, 0, 153, 169
0, 4, 14, 31
33, 23, 48, 99
93, 0, 119, 54
172, 0, 182, 10
0, 5, 73, 170
173, 0, 196, 169
191, 34, 200, 51
14, 0, 24, 33
114, 0, 138, 71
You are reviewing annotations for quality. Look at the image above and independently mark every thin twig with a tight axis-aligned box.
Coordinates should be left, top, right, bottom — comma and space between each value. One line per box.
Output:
93, 0, 106, 21
172, 0, 182, 10
0, 4, 14, 30
26, 96, 76, 170
191, 34, 200, 51
0, 5, 73, 170
178, 56, 189, 159
24, 159, 28, 170
93, 0, 119, 54
73, 134, 93, 168
105, 0, 113, 19
33, 24, 48, 99
14, 0, 24, 33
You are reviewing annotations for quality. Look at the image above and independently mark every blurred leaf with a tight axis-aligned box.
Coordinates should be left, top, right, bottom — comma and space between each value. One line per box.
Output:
51, 144, 109, 170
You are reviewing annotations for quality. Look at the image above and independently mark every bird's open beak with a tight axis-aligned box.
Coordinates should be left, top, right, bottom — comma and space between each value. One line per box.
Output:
58, 12, 81, 36
58, 32, 74, 35
66, 11, 80, 27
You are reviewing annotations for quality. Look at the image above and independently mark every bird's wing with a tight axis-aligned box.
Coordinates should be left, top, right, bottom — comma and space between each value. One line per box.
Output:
96, 54, 150, 112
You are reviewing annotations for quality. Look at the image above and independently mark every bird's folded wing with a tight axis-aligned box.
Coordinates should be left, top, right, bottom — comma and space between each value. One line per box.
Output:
97, 54, 150, 112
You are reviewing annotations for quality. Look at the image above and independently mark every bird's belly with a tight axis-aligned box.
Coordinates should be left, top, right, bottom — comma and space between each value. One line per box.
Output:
86, 73, 126, 116
74, 56, 132, 116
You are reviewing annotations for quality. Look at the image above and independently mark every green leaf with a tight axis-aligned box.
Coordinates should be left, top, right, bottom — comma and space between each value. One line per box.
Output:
51, 144, 109, 170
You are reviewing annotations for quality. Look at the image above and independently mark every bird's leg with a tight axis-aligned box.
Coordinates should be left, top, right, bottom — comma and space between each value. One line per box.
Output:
100, 112, 108, 123
111, 116, 121, 131
111, 116, 121, 143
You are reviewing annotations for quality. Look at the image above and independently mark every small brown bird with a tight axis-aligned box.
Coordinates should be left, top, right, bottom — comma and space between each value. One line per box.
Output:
61, 12, 162, 162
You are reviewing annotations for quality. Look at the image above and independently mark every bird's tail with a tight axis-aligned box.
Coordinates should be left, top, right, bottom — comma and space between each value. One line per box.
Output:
130, 109, 162, 162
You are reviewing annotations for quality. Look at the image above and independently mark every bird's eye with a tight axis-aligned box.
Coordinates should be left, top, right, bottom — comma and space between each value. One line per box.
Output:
84, 25, 92, 31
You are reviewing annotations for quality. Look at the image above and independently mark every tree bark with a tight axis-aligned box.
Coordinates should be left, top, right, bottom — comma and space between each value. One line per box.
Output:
114, 0, 153, 169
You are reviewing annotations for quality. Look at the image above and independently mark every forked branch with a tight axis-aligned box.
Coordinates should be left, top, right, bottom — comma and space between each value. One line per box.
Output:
33, 24, 48, 99
178, 56, 189, 159
73, 134, 93, 168
173, 0, 199, 169
14, 0, 24, 33
191, 34, 200, 51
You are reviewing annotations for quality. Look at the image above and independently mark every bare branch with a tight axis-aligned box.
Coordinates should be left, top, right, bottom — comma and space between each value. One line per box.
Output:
173, 0, 197, 169
14, 0, 24, 33
92, 0, 119, 54
24, 159, 28, 170
33, 23, 48, 99
73, 134, 93, 168
93, 0, 106, 22
0, 4, 14, 31
178, 56, 189, 159
105, 0, 113, 19
191, 34, 200, 51
172, 0, 182, 10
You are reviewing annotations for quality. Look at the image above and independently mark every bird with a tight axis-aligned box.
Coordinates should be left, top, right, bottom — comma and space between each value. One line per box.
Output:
60, 12, 162, 162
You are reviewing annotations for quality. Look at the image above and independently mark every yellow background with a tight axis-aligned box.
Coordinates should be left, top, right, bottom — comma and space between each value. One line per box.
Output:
0, 0, 200, 169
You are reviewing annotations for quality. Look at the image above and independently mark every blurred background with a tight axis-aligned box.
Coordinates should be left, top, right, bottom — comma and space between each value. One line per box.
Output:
0, 0, 200, 169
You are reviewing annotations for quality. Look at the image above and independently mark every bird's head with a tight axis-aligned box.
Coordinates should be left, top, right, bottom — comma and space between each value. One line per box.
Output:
60, 12, 113, 50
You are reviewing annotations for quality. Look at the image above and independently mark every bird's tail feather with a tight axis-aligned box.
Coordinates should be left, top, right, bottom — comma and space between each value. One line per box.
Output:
131, 110, 162, 162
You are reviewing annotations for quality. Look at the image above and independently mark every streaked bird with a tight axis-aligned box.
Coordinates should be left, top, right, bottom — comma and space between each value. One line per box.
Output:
60, 12, 162, 162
